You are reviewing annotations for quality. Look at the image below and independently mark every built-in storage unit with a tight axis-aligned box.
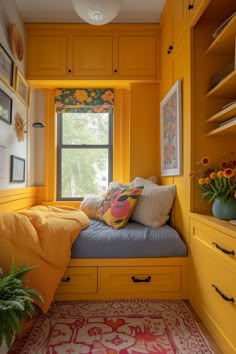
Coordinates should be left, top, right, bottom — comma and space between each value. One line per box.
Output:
190, 214, 236, 354
55, 258, 189, 301
25, 24, 159, 81
188, 2, 236, 353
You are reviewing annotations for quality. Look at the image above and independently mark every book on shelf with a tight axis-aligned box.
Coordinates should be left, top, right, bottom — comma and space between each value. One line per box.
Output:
219, 116, 236, 127
212, 12, 236, 39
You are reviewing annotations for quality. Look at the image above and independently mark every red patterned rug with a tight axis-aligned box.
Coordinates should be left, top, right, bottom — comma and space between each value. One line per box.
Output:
10, 299, 214, 353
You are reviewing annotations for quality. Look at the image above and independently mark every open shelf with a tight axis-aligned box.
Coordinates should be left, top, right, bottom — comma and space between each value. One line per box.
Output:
206, 15, 236, 55
206, 101, 236, 123
207, 119, 236, 136
207, 70, 236, 98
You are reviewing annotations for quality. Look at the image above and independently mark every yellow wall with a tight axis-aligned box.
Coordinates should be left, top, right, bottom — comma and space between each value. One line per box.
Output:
129, 83, 160, 181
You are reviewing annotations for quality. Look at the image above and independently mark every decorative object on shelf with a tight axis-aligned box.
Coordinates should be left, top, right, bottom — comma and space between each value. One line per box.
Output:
0, 89, 12, 125
212, 197, 236, 220
190, 153, 236, 219
14, 113, 25, 141
10, 155, 25, 183
32, 120, 45, 128
72, 0, 121, 25
14, 67, 30, 106
0, 44, 14, 87
160, 80, 182, 176
8, 23, 24, 61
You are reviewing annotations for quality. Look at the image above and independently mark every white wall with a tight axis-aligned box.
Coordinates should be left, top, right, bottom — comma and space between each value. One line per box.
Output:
0, 0, 36, 189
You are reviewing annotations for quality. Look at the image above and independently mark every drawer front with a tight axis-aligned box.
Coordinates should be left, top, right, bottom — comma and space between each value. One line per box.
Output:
99, 266, 181, 294
191, 244, 236, 351
57, 267, 97, 294
190, 218, 236, 274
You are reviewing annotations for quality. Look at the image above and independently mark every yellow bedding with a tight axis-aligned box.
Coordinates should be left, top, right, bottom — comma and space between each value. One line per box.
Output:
0, 206, 89, 312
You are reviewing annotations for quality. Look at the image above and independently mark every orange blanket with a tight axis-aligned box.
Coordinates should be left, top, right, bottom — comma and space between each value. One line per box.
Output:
0, 206, 89, 312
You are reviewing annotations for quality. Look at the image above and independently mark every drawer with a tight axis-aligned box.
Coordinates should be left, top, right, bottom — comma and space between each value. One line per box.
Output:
191, 244, 236, 351
99, 266, 181, 294
190, 218, 236, 274
56, 267, 97, 294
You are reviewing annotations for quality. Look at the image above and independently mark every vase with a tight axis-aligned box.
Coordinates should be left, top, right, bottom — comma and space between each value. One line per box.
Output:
212, 197, 236, 220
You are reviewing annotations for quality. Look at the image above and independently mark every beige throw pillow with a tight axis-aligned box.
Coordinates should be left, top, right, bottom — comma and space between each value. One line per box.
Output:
131, 177, 176, 227
80, 194, 104, 219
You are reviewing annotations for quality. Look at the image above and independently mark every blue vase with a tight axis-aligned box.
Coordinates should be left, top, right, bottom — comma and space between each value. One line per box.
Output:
212, 197, 236, 220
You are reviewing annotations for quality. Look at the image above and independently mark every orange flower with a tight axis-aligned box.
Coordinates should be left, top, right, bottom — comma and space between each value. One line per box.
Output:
75, 90, 88, 102
210, 172, 217, 179
200, 156, 210, 166
204, 177, 211, 184
189, 171, 196, 178
217, 170, 224, 178
198, 178, 205, 185
223, 168, 234, 179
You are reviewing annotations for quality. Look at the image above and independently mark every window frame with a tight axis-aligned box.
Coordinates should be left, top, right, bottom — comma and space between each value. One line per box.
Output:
56, 110, 113, 201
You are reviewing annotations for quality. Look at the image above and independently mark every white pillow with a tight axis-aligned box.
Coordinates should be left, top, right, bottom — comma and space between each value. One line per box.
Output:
80, 194, 103, 219
146, 175, 158, 184
131, 177, 176, 227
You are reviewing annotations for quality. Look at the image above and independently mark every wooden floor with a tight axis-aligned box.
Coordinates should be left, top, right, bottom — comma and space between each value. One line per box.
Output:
185, 301, 223, 354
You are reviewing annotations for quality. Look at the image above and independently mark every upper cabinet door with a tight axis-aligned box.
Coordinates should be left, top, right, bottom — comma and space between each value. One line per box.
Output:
172, 0, 186, 45
71, 36, 113, 78
26, 35, 67, 78
117, 36, 156, 78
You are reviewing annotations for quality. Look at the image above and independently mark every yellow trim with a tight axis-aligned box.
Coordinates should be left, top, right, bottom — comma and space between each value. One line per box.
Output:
0, 187, 36, 212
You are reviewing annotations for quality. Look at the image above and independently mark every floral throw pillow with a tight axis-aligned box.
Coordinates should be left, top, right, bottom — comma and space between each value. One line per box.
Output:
97, 186, 144, 229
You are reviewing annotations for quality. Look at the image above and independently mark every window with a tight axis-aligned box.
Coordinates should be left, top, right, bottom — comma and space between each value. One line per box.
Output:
57, 110, 113, 200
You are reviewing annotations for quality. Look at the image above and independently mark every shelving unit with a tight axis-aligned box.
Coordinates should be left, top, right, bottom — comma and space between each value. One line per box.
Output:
206, 70, 236, 98
205, 13, 236, 136
206, 15, 236, 55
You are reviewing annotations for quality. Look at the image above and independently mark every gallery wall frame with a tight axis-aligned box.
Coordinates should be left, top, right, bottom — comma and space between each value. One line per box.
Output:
160, 80, 182, 176
0, 43, 14, 87
0, 89, 13, 125
10, 155, 25, 182
14, 67, 30, 106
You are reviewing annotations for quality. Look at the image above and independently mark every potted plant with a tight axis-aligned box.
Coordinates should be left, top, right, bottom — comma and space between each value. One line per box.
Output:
190, 153, 236, 219
0, 260, 43, 351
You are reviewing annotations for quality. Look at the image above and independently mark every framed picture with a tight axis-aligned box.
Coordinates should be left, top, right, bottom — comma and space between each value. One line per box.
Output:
0, 44, 14, 86
0, 89, 12, 125
14, 67, 30, 106
10, 155, 25, 182
160, 80, 182, 176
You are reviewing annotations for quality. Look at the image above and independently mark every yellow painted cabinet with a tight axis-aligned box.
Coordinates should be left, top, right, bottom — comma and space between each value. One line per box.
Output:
117, 36, 156, 78
26, 35, 67, 78
71, 36, 113, 78
190, 216, 236, 354
26, 26, 158, 80
160, 0, 186, 96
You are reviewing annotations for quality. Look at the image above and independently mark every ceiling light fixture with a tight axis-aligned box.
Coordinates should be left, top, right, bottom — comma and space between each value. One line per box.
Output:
72, 0, 122, 26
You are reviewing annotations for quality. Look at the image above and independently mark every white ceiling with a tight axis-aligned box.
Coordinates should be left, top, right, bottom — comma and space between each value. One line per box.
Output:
15, 0, 166, 24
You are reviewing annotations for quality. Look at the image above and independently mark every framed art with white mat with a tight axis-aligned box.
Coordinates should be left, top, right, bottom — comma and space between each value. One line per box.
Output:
160, 80, 182, 176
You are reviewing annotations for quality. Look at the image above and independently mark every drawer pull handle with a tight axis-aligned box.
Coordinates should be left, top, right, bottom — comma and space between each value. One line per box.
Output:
212, 242, 235, 255
131, 276, 151, 283
212, 284, 234, 303
61, 276, 71, 283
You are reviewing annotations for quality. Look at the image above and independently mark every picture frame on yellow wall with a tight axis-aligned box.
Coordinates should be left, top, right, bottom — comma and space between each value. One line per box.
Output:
160, 80, 182, 176
14, 67, 30, 106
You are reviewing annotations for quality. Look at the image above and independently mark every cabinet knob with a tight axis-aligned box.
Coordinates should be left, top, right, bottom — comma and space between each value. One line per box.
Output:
114, 69, 118, 73
188, 3, 194, 10
68, 69, 72, 73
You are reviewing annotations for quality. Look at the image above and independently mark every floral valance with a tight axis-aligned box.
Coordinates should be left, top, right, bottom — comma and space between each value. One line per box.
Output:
55, 88, 114, 113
